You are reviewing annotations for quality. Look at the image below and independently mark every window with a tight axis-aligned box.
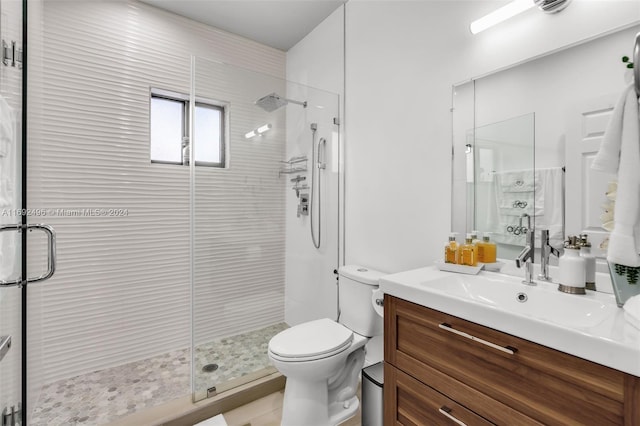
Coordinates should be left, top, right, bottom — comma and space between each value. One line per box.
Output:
150, 89, 226, 167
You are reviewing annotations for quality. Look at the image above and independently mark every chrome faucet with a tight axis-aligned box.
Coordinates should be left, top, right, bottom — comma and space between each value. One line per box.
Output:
515, 214, 535, 285
538, 229, 560, 282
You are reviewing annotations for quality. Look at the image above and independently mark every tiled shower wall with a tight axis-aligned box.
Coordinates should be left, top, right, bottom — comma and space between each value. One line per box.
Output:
26, 0, 286, 403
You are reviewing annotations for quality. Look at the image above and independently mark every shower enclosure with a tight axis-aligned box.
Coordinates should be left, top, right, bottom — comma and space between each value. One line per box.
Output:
191, 55, 340, 401
0, 1, 342, 424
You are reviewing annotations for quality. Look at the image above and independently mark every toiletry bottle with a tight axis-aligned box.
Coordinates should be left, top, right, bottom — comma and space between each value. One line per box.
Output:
558, 235, 586, 293
478, 234, 497, 263
470, 230, 479, 262
458, 234, 477, 266
579, 234, 596, 291
444, 233, 459, 264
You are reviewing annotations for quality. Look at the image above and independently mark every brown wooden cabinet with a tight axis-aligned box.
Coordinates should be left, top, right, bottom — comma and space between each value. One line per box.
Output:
384, 295, 640, 425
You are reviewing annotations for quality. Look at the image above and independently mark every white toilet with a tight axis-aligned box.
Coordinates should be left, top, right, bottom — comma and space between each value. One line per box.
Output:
268, 265, 385, 426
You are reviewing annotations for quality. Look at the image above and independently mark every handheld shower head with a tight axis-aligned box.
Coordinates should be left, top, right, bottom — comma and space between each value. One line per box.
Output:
255, 92, 307, 112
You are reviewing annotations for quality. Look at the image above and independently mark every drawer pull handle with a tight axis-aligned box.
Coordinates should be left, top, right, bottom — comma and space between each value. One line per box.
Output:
438, 323, 517, 355
438, 406, 468, 426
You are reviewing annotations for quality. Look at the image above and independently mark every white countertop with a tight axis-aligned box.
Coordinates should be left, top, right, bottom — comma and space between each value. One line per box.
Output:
380, 265, 640, 377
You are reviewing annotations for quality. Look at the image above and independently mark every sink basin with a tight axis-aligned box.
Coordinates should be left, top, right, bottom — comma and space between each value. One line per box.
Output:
379, 266, 640, 376
422, 273, 617, 328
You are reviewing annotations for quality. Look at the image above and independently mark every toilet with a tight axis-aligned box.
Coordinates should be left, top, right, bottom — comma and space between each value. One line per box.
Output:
268, 265, 385, 426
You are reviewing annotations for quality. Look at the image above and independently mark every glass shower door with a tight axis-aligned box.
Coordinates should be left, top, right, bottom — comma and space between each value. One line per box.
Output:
191, 56, 341, 401
0, 0, 25, 423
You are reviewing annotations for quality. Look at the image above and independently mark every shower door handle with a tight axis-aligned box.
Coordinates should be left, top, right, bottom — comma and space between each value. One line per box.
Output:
0, 223, 56, 287
26, 224, 57, 285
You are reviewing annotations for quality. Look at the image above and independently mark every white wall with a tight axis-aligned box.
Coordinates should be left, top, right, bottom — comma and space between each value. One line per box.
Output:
285, 7, 344, 326
27, 0, 286, 390
344, 1, 466, 273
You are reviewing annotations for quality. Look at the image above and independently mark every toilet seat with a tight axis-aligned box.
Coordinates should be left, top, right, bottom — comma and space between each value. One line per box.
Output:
269, 318, 353, 362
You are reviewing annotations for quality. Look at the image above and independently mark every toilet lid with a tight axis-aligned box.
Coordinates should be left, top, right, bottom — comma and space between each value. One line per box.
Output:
269, 318, 353, 359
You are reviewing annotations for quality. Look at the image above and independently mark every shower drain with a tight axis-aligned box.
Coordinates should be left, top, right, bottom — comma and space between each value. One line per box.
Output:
202, 363, 219, 373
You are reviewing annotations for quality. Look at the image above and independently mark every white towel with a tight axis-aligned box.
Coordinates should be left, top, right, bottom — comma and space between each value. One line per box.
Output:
498, 169, 537, 192
0, 95, 16, 280
194, 414, 228, 426
592, 84, 633, 173
0, 96, 12, 158
592, 85, 640, 267
534, 168, 564, 247
0, 96, 14, 207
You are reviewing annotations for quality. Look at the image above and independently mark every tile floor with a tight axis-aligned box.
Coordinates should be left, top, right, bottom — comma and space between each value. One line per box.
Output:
30, 322, 288, 426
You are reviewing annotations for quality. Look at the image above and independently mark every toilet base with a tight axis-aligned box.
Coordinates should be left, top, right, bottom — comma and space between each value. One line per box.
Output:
329, 395, 359, 425
280, 377, 360, 426
279, 348, 365, 426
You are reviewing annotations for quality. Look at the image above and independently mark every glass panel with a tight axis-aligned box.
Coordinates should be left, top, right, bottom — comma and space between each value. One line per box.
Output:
474, 113, 535, 257
27, 2, 193, 423
150, 96, 184, 163
452, 83, 536, 260
451, 81, 475, 240
453, 25, 640, 269
194, 104, 222, 164
0, 0, 23, 421
191, 56, 341, 401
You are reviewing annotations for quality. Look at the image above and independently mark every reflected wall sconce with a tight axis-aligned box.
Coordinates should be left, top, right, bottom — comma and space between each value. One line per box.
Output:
245, 123, 272, 139
470, 0, 571, 35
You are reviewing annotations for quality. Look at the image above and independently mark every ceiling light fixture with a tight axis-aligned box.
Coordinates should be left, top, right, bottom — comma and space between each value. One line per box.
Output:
470, 0, 535, 35
533, 0, 572, 14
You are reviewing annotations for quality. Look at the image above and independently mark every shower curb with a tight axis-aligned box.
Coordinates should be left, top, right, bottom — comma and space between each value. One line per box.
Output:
105, 372, 285, 426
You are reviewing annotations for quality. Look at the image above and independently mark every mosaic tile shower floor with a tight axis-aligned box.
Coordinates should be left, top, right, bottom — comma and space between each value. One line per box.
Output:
30, 322, 288, 426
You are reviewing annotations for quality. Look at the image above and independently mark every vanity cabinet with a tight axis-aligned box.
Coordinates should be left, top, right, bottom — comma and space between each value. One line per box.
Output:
384, 295, 640, 425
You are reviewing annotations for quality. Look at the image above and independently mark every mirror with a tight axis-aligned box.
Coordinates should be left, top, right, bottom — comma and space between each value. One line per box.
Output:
452, 88, 536, 260
474, 113, 536, 260
452, 23, 640, 284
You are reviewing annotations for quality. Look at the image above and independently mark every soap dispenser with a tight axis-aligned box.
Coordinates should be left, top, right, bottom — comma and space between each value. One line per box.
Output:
579, 234, 596, 291
557, 235, 586, 294
444, 233, 459, 264
477, 234, 497, 263
471, 230, 480, 245
458, 234, 478, 266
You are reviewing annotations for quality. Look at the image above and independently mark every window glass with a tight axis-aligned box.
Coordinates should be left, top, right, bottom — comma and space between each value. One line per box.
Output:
150, 97, 183, 164
194, 104, 223, 165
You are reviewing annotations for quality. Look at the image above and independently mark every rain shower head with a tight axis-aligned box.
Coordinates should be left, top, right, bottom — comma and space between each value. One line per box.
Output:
255, 92, 307, 112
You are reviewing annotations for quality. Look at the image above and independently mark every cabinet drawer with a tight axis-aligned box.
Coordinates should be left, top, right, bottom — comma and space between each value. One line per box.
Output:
385, 364, 493, 426
385, 296, 626, 425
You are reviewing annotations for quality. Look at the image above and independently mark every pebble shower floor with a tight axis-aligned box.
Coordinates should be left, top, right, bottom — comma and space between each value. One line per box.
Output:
30, 322, 288, 425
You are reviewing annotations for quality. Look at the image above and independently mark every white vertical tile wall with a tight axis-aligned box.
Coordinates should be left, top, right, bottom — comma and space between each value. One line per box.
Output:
26, 0, 286, 391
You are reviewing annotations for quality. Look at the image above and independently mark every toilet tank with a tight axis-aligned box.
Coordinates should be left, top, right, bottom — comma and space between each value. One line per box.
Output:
338, 265, 386, 337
